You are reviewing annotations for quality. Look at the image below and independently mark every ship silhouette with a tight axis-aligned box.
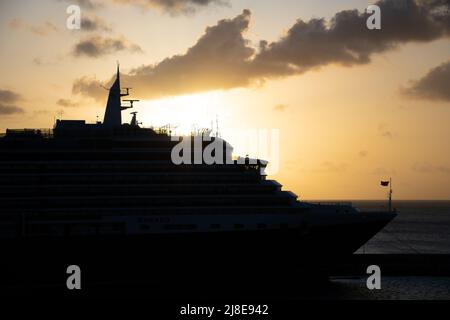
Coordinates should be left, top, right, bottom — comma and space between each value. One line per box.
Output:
0, 66, 396, 291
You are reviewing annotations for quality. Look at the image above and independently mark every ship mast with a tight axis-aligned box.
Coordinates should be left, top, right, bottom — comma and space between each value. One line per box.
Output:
103, 64, 132, 128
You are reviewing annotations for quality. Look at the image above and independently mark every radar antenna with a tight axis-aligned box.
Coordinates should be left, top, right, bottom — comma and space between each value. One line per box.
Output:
130, 111, 141, 127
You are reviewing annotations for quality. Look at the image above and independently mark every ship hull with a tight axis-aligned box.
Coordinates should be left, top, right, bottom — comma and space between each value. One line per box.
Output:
0, 211, 395, 292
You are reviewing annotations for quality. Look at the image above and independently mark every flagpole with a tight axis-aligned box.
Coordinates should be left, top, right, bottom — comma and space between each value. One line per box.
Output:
389, 177, 392, 213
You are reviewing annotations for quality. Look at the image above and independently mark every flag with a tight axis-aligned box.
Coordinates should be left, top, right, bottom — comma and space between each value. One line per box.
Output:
380, 181, 389, 186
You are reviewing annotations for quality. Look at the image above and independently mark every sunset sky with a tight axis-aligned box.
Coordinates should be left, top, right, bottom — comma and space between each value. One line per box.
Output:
0, 0, 449, 200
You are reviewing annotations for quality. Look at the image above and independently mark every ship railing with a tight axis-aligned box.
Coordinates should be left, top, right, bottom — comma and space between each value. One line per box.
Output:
141, 126, 172, 136
38, 129, 54, 138
1, 128, 54, 138
307, 201, 353, 207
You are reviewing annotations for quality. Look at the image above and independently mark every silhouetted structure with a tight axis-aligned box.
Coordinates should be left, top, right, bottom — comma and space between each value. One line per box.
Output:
0, 67, 396, 288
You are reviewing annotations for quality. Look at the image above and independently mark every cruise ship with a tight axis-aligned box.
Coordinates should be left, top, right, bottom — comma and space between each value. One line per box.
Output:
0, 67, 396, 288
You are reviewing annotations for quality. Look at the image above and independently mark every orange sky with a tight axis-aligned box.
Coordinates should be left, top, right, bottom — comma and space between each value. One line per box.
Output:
1, 0, 449, 200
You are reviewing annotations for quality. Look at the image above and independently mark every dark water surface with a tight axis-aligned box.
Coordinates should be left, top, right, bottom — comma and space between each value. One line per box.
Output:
351, 200, 450, 254
327, 276, 450, 300
318, 200, 450, 299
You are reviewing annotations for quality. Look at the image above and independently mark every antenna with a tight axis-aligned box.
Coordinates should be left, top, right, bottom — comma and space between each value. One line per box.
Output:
389, 177, 393, 213
122, 99, 140, 110
130, 111, 141, 126
216, 114, 220, 138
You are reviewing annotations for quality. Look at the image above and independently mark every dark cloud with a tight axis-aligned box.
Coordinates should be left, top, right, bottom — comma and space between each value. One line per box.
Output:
77, 0, 101, 9
56, 99, 80, 108
72, 35, 142, 58
0, 89, 22, 103
58, 0, 101, 10
253, 0, 450, 74
0, 89, 25, 115
403, 60, 450, 102
76, 0, 450, 100
75, 7, 244, 95
81, 15, 112, 32
122, 9, 254, 98
0, 104, 24, 115
72, 76, 109, 101
58, 0, 227, 13
113, 0, 229, 14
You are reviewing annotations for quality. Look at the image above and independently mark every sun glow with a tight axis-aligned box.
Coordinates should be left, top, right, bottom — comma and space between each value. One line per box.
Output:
137, 92, 227, 135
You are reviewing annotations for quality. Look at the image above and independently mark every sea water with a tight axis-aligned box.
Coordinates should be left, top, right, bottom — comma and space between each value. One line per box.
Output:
327, 200, 450, 299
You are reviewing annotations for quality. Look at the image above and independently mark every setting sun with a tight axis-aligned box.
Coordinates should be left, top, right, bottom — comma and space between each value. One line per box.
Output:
135, 91, 227, 135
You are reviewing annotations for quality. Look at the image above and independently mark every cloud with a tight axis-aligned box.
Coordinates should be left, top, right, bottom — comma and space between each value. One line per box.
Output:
72, 35, 142, 57
72, 76, 109, 101
77, 0, 100, 8
56, 99, 80, 108
8, 18, 58, 36
403, 60, 450, 102
75, 0, 450, 100
0, 105, 25, 115
0, 89, 22, 103
254, 0, 450, 73
0, 89, 25, 115
58, 0, 101, 10
81, 15, 112, 32
58, 0, 227, 13
122, 9, 255, 98
112, 0, 229, 14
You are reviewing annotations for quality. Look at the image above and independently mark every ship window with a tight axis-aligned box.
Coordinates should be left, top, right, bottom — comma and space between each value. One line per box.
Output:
211, 224, 221, 229
234, 224, 244, 229
257, 223, 267, 229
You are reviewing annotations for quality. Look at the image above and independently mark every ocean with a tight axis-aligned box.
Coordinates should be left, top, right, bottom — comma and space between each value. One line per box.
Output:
326, 200, 450, 300
351, 200, 450, 254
